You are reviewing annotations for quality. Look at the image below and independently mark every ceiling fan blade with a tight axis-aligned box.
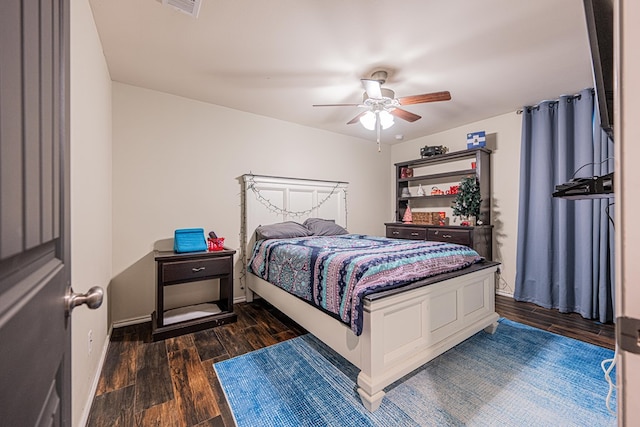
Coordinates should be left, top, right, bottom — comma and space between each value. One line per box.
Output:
312, 103, 361, 107
398, 91, 451, 105
347, 111, 367, 125
361, 79, 382, 99
390, 108, 422, 122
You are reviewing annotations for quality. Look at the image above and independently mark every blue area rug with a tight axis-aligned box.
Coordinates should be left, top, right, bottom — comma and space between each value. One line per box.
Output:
214, 319, 616, 426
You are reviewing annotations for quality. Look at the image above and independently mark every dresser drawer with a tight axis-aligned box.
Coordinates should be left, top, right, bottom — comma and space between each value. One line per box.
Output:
161, 257, 230, 284
427, 228, 473, 246
386, 226, 427, 240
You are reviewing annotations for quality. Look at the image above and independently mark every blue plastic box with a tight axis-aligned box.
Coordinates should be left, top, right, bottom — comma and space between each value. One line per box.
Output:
174, 228, 207, 253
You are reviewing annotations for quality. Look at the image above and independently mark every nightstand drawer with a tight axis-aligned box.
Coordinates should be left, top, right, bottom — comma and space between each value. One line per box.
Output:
162, 257, 229, 283
386, 226, 427, 240
427, 228, 472, 246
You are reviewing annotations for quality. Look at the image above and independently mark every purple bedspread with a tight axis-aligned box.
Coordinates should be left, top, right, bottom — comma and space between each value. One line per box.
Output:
248, 234, 482, 335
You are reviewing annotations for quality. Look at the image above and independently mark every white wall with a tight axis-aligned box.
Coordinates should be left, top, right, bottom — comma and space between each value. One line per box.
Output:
391, 112, 522, 295
70, 0, 112, 425
111, 83, 390, 323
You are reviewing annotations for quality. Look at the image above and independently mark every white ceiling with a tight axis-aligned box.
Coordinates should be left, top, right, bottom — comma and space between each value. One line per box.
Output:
88, 0, 593, 144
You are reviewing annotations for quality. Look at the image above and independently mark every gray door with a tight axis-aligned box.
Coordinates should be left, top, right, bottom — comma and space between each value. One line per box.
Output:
0, 0, 72, 424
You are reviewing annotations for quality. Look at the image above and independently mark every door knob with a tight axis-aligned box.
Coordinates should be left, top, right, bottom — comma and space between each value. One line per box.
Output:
65, 286, 104, 315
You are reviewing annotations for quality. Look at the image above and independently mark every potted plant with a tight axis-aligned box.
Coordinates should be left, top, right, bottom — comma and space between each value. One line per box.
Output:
451, 177, 481, 226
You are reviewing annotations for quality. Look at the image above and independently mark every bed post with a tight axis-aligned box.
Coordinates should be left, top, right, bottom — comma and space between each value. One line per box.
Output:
484, 321, 499, 334
356, 303, 386, 412
357, 386, 385, 412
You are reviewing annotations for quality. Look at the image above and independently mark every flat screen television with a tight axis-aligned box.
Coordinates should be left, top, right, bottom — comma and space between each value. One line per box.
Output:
583, 0, 614, 139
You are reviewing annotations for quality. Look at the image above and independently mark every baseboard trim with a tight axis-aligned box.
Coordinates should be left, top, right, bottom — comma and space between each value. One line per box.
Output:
79, 324, 112, 427
495, 289, 514, 297
112, 314, 151, 328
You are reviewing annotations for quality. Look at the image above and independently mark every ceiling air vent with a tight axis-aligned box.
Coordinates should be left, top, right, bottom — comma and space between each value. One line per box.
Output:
161, 0, 202, 18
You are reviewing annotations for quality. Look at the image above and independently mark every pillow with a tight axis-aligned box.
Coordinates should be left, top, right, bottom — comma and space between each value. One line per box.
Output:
303, 218, 348, 236
255, 221, 312, 240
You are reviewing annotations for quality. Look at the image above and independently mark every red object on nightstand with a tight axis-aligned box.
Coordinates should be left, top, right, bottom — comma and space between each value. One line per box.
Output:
208, 237, 225, 251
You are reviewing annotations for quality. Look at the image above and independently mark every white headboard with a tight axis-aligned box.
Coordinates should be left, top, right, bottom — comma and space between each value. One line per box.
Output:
241, 174, 348, 280
242, 174, 348, 239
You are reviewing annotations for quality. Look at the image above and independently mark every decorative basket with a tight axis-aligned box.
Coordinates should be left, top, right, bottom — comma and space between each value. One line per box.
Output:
412, 212, 439, 225
207, 237, 225, 251
412, 212, 447, 225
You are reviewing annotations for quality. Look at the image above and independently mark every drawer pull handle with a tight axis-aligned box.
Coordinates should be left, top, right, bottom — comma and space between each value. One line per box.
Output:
392, 231, 399, 235
411, 232, 420, 236
192, 267, 206, 272
442, 234, 452, 238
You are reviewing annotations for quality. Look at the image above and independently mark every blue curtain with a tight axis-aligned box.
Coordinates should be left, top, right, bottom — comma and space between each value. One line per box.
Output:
514, 88, 614, 323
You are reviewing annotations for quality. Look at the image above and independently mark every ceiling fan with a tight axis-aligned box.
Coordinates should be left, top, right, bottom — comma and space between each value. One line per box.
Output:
313, 70, 451, 148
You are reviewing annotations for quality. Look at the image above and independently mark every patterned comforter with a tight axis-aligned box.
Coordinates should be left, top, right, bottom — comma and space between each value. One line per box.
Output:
247, 234, 482, 336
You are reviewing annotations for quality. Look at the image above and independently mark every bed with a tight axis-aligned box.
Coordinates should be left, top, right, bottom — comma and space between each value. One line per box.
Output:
241, 174, 500, 412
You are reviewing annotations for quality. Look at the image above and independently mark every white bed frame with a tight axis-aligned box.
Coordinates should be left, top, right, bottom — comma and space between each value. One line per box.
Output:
242, 175, 499, 412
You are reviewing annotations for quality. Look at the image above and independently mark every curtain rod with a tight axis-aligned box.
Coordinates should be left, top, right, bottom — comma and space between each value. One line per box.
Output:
516, 89, 592, 115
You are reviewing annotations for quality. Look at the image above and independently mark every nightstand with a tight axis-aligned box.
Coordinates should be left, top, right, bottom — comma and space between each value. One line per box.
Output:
152, 248, 237, 340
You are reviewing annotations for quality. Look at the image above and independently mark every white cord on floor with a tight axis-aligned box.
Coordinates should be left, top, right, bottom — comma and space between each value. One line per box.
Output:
601, 345, 618, 416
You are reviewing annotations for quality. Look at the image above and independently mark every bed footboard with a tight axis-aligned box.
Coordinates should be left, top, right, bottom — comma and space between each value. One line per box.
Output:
356, 265, 499, 411
247, 264, 499, 411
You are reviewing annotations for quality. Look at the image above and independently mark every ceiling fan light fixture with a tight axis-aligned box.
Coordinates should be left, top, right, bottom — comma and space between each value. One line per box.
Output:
359, 111, 377, 130
379, 110, 395, 129
312, 73, 450, 148
359, 110, 395, 131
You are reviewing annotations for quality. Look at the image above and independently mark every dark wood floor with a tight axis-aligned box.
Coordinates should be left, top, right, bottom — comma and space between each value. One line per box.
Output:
495, 294, 615, 350
86, 295, 615, 426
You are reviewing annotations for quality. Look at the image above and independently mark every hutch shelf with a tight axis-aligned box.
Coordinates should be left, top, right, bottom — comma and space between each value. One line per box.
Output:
387, 148, 493, 259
